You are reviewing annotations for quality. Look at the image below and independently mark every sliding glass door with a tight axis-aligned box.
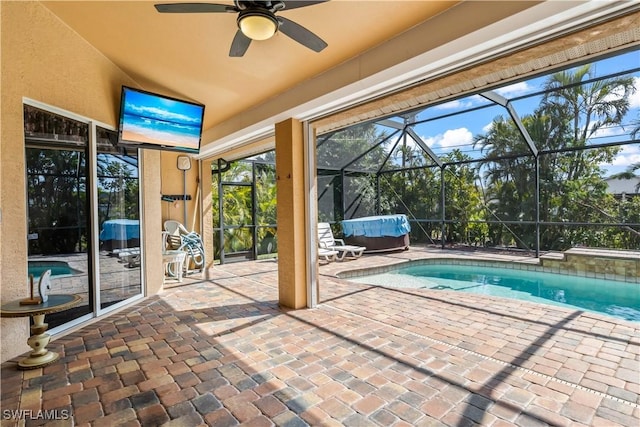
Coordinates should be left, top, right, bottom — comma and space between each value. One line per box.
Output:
24, 103, 143, 330
25, 105, 93, 329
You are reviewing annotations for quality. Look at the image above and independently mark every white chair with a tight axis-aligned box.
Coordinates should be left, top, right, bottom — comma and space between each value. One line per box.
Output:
164, 220, 205, 274
317, 222, 366, 260
318, 247, 339, 262
162, 231, 187, 282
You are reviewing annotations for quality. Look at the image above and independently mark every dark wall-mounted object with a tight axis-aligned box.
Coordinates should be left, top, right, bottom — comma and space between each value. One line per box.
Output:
161, 195, 191, 202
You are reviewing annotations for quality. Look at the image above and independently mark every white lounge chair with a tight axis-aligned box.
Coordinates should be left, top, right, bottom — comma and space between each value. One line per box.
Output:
318, 247, 339, 262
317, 222, 366, 260
115, 247, 141, 267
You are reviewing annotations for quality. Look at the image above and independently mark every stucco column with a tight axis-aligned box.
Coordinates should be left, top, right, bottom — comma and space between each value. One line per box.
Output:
140, 150, 164, 296
275, 118, 308, 308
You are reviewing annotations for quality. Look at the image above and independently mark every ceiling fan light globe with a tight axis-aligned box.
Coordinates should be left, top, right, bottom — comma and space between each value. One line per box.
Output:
238, 13, 278, 41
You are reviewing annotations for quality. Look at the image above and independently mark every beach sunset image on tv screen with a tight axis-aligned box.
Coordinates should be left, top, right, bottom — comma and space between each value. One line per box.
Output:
119, 87, 204, 153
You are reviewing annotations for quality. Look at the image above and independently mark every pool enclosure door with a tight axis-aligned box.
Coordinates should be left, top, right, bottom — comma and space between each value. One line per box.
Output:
212, 159, 278, 265
220, 182, 257, 262
24, 102, 143, 331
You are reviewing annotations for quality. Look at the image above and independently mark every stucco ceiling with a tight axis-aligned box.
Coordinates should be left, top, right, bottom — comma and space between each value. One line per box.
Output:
40, 1, 640, 159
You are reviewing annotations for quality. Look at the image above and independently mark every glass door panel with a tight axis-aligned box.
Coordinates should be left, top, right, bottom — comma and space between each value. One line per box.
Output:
96, 127, 142, 309
24, 105, 92, 329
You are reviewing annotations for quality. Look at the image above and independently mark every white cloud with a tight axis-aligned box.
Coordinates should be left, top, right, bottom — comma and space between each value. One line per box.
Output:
422, 128, 473, 149
590, 123, 625, 139
423, 135, 437, 148
433, 99, 472, 111
482, 122, 494, 133
610, 144, 640, 167
495, 82, 531, 98
432, 95, 485, 111
126, 103, 200, 124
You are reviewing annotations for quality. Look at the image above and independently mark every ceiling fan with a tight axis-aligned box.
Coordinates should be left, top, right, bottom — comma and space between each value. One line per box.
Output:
154, 1, 328, 57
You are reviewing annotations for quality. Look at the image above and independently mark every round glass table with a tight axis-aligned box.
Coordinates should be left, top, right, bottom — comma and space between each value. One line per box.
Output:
1, 294, 81, 369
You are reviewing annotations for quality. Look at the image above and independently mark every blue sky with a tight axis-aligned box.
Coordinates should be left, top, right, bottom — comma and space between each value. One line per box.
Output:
401, 49, 640, 176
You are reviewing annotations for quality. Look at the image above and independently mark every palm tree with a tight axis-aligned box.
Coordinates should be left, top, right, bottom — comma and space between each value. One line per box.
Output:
473, 114, 537, 247
473, 64, 635, 250
317, 123, 390, 170
541, 64, 635, 148
539, 65, 635, 230
442, 150, 485, 245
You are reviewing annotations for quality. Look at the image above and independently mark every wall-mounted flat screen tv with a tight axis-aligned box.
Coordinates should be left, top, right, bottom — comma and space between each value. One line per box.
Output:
117, 86, 205, 154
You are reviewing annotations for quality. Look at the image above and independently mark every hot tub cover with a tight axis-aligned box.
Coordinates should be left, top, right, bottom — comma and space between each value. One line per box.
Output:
99, 219, 140, 241
341, 214, 411, 238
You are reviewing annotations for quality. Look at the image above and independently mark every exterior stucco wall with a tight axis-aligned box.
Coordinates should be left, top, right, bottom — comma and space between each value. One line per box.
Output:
142, 150, 164, 298
0, 2, 161, 363
160, 152, 201, 234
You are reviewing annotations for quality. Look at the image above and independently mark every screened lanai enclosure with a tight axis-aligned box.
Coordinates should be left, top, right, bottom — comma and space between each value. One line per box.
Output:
212, 49, 640, 262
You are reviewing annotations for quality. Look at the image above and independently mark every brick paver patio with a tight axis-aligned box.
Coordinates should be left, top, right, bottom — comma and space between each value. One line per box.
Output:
1, 249, 638, 426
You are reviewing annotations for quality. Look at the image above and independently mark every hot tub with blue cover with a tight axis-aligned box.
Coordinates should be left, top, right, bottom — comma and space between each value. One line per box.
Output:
341, 214, 411, 252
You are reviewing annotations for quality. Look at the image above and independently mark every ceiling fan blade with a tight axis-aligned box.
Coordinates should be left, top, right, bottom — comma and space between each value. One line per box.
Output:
229, 30, 252, 57
282, 1, 328, 11
278, 16, 327, 52
154, 3, 237, 13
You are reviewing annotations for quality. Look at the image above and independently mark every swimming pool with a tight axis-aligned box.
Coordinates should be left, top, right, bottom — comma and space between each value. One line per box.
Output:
28, 260, 81, 278
351, 263, 640, 322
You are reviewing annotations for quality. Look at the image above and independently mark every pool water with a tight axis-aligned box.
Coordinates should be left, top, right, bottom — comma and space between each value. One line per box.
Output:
28, 261, 80, 278
352, 264, 640, 322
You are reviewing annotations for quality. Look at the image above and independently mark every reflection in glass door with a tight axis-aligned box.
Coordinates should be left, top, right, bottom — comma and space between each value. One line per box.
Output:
96, 127, 142, 309
24, 104, 143, 331
25, 105, 93, 329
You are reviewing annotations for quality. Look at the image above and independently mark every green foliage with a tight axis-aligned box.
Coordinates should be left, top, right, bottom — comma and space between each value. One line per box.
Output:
318, 122, 392, 222
317, 123, 389, 170
211, 161, 278, 259
442, 151, 487, 245
26, 149, 88, 254
473, 64, 636, 250
254, 163, 278, 255
97, 154, 139, 227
